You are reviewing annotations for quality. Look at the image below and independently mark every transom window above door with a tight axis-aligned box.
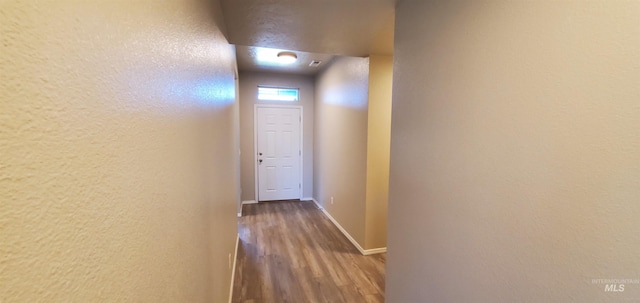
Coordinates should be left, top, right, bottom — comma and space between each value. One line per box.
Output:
257, 86, 299, 102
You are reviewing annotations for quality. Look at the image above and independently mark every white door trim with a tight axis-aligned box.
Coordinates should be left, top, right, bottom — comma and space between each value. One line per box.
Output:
254, 104, 303, 202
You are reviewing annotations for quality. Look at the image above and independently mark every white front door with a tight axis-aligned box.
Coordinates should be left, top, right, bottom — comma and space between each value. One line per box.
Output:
256, 107, 302, 201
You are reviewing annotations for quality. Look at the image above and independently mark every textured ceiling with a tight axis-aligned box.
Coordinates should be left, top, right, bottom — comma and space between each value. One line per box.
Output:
236, 46, 335, 75
221, 0, 396, 74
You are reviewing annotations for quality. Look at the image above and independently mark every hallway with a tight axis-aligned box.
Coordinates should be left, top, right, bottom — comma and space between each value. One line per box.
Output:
2, 1, 639, 302
232, 201, 385, 303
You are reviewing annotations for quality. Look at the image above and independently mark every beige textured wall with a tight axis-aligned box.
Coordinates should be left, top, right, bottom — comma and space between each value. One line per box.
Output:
364, 55, 393, 249
314, 56, 370, 246
0, 1, 239, 302
387, 1, 640, 302
238, 71, 314, 204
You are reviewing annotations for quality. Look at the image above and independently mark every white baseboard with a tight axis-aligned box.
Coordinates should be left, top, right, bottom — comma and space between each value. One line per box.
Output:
311, 199, 386, 256
300, 197, 314, 201
228, 233, 239, 303
237, 212, 242, 218
363, 247, 387, 255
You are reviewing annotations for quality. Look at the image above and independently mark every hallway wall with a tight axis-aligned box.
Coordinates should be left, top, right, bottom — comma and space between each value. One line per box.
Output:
314, 56, 370, 247
238, 72, 314, 204
387, 1, 640, 302
0, 1, 239, 302
364, 55, 393, 250
314, 55, 393, 251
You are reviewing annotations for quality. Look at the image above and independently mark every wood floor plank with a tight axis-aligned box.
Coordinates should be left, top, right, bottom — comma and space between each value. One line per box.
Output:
232, 200, 386, 303
365, 294, 385, 303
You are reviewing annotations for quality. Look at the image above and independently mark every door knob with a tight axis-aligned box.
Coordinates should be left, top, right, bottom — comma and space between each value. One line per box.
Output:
259, 159, 263, 163
259, 152, 263, 156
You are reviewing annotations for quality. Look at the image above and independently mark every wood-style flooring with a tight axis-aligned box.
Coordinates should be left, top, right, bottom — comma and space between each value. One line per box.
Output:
232, 200, 386, 303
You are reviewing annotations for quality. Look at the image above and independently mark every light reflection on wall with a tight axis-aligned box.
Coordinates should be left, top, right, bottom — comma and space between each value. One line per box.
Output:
112, 33, 237, 111
191, 78, 236, 106
319, 57, 370, 109
117, 65, 236, 109
122, 72, 236, 110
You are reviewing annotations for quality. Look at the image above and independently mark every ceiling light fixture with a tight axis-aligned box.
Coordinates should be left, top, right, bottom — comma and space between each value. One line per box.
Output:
276, 51, 298, 64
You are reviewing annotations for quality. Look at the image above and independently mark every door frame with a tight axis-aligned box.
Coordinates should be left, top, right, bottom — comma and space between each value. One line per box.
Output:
254, 104, 304, 202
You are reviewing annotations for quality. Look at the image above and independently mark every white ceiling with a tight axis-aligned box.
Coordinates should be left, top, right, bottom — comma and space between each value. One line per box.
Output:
220, 0, 396, 74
